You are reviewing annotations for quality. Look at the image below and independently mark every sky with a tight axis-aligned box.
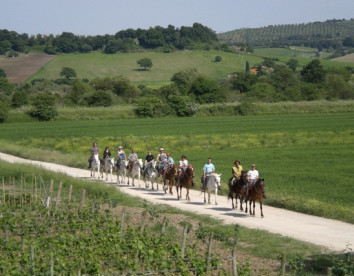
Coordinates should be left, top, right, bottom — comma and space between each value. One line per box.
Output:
1, 0, 353, 36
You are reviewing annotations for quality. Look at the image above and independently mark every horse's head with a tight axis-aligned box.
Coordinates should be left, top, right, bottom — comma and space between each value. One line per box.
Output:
257, 178, 265, 193
214, 173, 222, 185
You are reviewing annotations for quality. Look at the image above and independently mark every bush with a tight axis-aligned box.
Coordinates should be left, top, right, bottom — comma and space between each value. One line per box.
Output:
234, 101, 256, 116
29, 93, 57, 121
135, 97, 165, 117
85, 91, 112, 107
12, 90, 29, 108
0, 101, 9, 122
167, 95, 196, 117
214, 56, 222, 62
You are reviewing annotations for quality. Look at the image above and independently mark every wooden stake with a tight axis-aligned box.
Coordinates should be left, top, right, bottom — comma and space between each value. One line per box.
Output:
181, 225, 188, 259
79, 189, 86, 210
54, 182, 62, 211
30, 245, 35, 276
68, 185, 72, 204
232, 245, 238, 276
120, 208, 126, 236
2, 176, 5, 205
207, 232, 213, 273
280, 252, 286, 276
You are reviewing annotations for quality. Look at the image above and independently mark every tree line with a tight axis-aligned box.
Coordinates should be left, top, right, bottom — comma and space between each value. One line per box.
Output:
218, 18, 354, 54
0, 23, 219, 55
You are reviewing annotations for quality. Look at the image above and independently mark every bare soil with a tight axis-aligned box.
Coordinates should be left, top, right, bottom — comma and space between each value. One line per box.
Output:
0, 53, 55, 83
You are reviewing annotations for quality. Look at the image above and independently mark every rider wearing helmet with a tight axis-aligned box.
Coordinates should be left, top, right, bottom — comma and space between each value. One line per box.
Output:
88, 142, 99, 169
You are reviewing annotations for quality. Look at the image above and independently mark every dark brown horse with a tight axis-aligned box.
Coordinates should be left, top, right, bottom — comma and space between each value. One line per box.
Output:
248, 178, 266, 217
163, 165, 177, 195
228, 170, 249, 212
176, 164, 194, 201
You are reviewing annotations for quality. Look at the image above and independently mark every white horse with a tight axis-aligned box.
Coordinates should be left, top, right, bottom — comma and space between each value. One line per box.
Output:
101, 156, 115, 181
127, 159, 143, 186
203, 173, 222, 205
115, 158, 127, 184
143, 161, 156, 189
90, 154, 100, 179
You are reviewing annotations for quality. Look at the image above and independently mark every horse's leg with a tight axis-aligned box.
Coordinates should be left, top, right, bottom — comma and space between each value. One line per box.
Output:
214, 187, 218, 205
204, 190, 207, 204
240, 195, 244, 211
260, 199, 264, 217
186, 187, 190, 201
252, 201, 256, 216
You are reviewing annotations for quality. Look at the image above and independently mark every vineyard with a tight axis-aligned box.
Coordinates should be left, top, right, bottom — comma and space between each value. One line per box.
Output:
0, 173, 250, 275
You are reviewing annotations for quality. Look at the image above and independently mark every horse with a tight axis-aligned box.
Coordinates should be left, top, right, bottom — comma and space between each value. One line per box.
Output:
248, 178, 266, 217
203, 173, 222, 205
90, 154, 100, 179
143, 161, 156, 189
228, 170, 249, 212
176, 165, 194, 201
154, 163, 165, 190
115, 158, 127, 184
101, 156, 115, 181
163, 165, 177, 195
127, 159, 143, 186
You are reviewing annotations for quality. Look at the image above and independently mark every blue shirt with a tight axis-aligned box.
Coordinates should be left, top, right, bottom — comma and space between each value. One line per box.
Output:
203, 163, 215, 174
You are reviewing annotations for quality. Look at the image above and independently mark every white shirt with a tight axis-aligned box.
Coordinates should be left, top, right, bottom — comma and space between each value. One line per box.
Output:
247, 169, 259, 180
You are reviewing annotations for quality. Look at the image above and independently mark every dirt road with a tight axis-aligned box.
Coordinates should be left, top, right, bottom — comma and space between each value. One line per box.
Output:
1, 152, 353, 252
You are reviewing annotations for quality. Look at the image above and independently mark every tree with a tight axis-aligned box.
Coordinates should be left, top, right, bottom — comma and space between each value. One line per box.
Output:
85, 91, 112, 107
286, 58, 299, 72
245, 61, 250, 72
214, 56, 222, 62
231, 72, 257, 93
69, 80, 91, 104
135, 96, 165, 117
137, 58, 153, 70
12, 90, 28, 108
0, 68, 6, 78
300, 59, 326, 84
30, 93, 57, 121
0, 101, 9, 123
189, 76, 223, 103
60, 67, 77, 80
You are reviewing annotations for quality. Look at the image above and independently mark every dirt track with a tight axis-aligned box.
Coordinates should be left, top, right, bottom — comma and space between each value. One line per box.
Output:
1, 152, 353, 252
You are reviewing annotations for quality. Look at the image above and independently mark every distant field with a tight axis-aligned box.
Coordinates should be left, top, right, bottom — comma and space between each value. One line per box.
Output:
28, 50, 265, 86
1, 112, 353, 223
0, 53, 55, 83
332, 53, 354, 63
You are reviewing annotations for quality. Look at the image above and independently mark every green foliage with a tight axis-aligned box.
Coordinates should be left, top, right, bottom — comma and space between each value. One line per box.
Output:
214, 55, 222, 62
0, 68, 6, 78
69, 80, 91, 105
12, 90, 28, 108
167, 95, 196, 117
85, 90, 112, 107
60, 67, 77, 79
29, 93, 57, 121
231, 72, 257, 93
0, 100, 9, 122
135, 96, 165, 117
288, 253, 305, 275
234, 101, 256, 116
0, 77, 15, 96
300, 59, 326, 84
286, 58, 299, 72
331, 246, 354, 276
190, 76, 223, 103
246, 83, 282, 102
137, 57, 153, 70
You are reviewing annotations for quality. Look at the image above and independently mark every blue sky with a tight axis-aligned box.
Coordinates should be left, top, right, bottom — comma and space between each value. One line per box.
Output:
1, 0, 353, 35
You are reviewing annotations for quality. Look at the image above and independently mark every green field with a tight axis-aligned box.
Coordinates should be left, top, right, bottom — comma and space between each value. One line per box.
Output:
1, 112, 353, 223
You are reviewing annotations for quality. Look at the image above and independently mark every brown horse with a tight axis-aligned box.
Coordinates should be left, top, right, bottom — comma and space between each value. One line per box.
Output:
248, 178, 266, 217
163, 165, 177, 195
176, 164, 194, 201
228, 170, 249, 212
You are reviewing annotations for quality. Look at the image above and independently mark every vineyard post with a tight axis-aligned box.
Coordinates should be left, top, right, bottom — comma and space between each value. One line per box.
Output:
232, 244, 238, 276
68, 185, 72, 204
120, 208, 126, 236
327, 267, 332, 276
49, 179, 54, 196
35, 175, 37, 203
21, 234, 25, 252
12, 177, 16, 205
206, 232, 214, 273
280, 252, 286, 276
181, 224, 188, 259
140, 212, 146, 235
20, 175, 23, 206
50, 253, 54, 276
161, 217, 168, 236
55, 181, 62, 211
30, 245, 35, 276
79, 189, 86, 210
2, 176, 5, 205
4, 225, 9, 246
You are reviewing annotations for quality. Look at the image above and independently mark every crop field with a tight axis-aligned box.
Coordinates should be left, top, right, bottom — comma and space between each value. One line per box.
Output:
1, 112, 353, 223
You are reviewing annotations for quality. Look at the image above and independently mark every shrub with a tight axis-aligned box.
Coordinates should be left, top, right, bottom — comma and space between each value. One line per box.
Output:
12, 90, 29, 108
234, 101, 256, 116
0, 100, 9, 122
29, 93, 57, 121
214, 56, 222, 62
331, 246, 354, 276
135, 96, 165, 117
167, 95, 196, 117
85, 91, 112, 107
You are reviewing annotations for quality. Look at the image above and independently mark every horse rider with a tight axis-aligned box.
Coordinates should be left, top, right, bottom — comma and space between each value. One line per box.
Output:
202, 157, 218, 191
232, 160, 243, 181
162, 152, 174, 179
247, 164, 259, 187
177, 154, 188, 180
128, 149, 138, 173
142, 150, 154, 177
116, 145, 126, 167
88, 142, 99, 169
103, 146, 112, 159
156, 148, 167, 172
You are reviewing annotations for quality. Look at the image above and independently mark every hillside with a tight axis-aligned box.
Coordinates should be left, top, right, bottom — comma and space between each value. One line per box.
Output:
218, 19, 354, 47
